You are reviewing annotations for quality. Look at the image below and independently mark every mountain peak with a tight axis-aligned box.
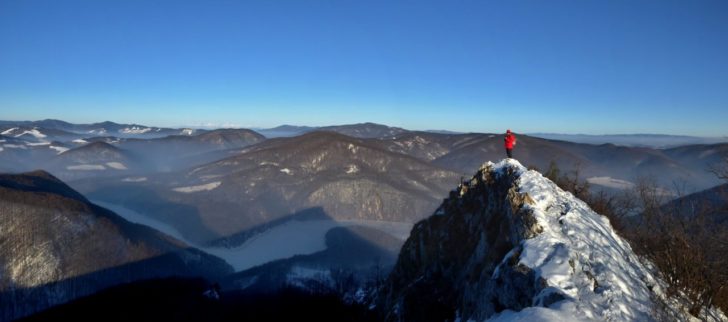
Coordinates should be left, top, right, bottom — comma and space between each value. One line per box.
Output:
0, 170, 88, 203
379, 158, 664, 321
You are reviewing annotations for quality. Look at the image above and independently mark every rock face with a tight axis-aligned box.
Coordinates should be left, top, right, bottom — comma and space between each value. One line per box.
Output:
378, 159, 664, 322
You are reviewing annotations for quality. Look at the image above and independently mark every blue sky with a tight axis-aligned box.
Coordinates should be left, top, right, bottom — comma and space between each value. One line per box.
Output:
1, 0, 727, 136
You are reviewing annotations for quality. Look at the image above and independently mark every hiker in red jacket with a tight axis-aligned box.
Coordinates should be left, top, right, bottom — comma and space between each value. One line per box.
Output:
504, 129, 516, 158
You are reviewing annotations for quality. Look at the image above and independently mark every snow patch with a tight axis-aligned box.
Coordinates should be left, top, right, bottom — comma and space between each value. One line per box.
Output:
67, 164, 106, 170
87, 129, 107, 135
280, 168, 292, 175
586, 176, 635, 190
173, 181, 221, 193
72, 139, 88, 144
15, 128, 46, 138
105, 162, 128, 170
26, 142, 51, 146
1, 128, 18, 135
120, 126, 151, 134
348, 143, 358, 153
181, 128, 194, 135
49, 146, 69, 154
122, 177, 147, 182
3, 144, 27, 149
346, 164, 359, 174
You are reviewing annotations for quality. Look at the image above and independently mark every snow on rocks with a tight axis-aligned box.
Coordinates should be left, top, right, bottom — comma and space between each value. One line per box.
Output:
485, 159, 657, 321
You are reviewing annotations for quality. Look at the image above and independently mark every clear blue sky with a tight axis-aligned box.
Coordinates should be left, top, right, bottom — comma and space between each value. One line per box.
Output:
1, 0, 727, 136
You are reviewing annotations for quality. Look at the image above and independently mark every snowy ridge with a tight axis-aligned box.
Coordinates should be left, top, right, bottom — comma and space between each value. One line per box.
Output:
484, 159, 654, 321
381, 158, 725, 322
120, 126, 152, 134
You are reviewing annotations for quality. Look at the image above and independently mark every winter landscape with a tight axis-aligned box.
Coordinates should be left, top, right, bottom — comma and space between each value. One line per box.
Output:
2, 1, 728, 322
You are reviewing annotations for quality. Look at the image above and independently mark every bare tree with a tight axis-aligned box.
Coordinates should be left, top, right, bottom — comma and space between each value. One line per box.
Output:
709, 156, 728, 181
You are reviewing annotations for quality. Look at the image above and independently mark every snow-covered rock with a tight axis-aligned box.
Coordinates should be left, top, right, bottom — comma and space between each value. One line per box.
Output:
378, 159, 724, 322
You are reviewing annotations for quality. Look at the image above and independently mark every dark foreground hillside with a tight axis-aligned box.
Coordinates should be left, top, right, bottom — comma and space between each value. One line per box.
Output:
21, 277, 376, 322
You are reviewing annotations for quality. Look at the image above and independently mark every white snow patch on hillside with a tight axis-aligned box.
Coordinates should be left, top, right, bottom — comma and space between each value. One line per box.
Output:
4, 144, 27, 149
181, 128, 194, 135
15, 128, 46, 138
67, 164, 106, 170
484, 159, 658, 321
173, 181, 221, 193
348, 143, 358, 154
586, 176, 635, 190
27, 142, 50, 146
122, 177, 147, 182
280, 168, 292, 175
72, 139, 88, 144
120, 126, 151, 134
1, 128, 18, 135
105, 162, 127, 170
346, 164, 359, 174
49, 146, 69, 154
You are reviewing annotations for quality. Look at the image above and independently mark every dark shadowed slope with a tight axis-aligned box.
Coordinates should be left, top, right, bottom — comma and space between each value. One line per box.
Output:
0, 171, 232, 320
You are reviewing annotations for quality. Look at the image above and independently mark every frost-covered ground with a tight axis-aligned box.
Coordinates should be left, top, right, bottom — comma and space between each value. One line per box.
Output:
93, 201, 411, 272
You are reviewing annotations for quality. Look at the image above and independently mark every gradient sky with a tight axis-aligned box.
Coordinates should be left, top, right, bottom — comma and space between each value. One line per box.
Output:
1, 1, 727, 135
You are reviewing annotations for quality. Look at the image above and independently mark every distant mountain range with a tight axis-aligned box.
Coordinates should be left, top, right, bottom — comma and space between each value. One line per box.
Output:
3, 119, 727, 247
2, 119, 727, 320
528, 133, 728, 148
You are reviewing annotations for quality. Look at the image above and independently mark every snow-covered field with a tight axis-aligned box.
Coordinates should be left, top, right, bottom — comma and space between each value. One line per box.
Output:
92, 201, 412, 272
586, 176, 635, 190
172, 181, 221, 193
67, 164, 106, 170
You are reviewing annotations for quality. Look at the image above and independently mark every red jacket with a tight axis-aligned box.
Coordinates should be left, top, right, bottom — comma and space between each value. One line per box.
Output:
504, 133, 516, 149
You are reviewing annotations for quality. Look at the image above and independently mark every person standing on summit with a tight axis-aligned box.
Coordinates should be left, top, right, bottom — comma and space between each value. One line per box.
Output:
504, 129, 517, 158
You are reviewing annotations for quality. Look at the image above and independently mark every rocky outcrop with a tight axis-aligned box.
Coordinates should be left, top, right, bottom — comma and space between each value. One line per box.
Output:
378, 159, 669, 322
